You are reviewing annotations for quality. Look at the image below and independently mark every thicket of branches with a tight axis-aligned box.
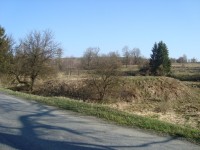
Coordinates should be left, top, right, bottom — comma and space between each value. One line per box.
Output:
0, 27, 62, 91
84, 51, 121, 101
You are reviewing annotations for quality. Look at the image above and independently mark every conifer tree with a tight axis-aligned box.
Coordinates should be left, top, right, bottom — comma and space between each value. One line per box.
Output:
0, 26, 12, 74
149, 41, 171, 75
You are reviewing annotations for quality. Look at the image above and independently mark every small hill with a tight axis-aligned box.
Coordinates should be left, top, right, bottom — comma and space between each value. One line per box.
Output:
33, 76, 200, 129
111, 77, 200, 129
120, 76, 198, 104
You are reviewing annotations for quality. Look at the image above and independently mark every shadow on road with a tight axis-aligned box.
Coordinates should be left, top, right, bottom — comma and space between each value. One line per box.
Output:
0, 97, 178, 150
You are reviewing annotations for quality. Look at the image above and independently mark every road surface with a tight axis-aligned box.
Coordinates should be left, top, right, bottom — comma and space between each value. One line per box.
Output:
0, 92, 199, 150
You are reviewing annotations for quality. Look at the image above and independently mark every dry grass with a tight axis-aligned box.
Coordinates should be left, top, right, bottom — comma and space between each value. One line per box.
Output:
108, 76, 200, 129
171, 63, 200, 75
110, 102, 200, 130
33, 74, 200, 130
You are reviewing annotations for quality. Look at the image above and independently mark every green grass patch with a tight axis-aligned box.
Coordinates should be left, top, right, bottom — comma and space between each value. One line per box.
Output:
170, 74, 200, 81
0, 87, 200, 144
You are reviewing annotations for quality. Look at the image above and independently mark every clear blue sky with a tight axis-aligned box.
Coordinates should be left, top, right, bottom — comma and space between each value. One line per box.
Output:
1, 0, 200, 59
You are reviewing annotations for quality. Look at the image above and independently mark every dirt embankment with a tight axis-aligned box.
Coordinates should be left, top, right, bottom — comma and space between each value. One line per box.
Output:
33, 76, 200, 129
111, 77, 200, 129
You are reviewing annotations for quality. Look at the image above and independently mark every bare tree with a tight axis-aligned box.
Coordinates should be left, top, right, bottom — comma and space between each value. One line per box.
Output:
54, 48, 63, 71
191, 57, 198, 63
62, 57, 81, 75
170, 58, 177, 63
11, 30, 61, 91
130, 48, 141, 65
177, 54, 187, 64
182, 54, 187, 63
86, 52, 121, 101
122, 46, 130, 68
81, 47, 99, 69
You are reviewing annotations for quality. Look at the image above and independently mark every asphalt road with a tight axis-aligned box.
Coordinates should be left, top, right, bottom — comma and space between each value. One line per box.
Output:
0, 93, 199, 150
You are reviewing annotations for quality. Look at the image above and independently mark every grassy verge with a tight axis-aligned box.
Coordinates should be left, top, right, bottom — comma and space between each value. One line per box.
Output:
0, 87, 199, 144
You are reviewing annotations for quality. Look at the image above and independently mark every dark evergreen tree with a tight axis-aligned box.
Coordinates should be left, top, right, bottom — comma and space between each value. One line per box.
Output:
149, 41, 171, 76
0, 26, 13, 74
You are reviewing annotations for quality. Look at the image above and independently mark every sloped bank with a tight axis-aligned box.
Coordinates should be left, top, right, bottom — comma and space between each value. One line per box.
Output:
111, 77, 200, 129
33, 76, 200, 129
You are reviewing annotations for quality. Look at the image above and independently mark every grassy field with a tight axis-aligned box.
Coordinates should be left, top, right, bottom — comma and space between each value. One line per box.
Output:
172, 63, 200, 74
170, 63, 200, 81
0, 87, 200, 144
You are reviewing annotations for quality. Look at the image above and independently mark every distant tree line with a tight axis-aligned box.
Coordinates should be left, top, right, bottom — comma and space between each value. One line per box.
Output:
122, 46, 143, 67
171, 54, 198, 64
